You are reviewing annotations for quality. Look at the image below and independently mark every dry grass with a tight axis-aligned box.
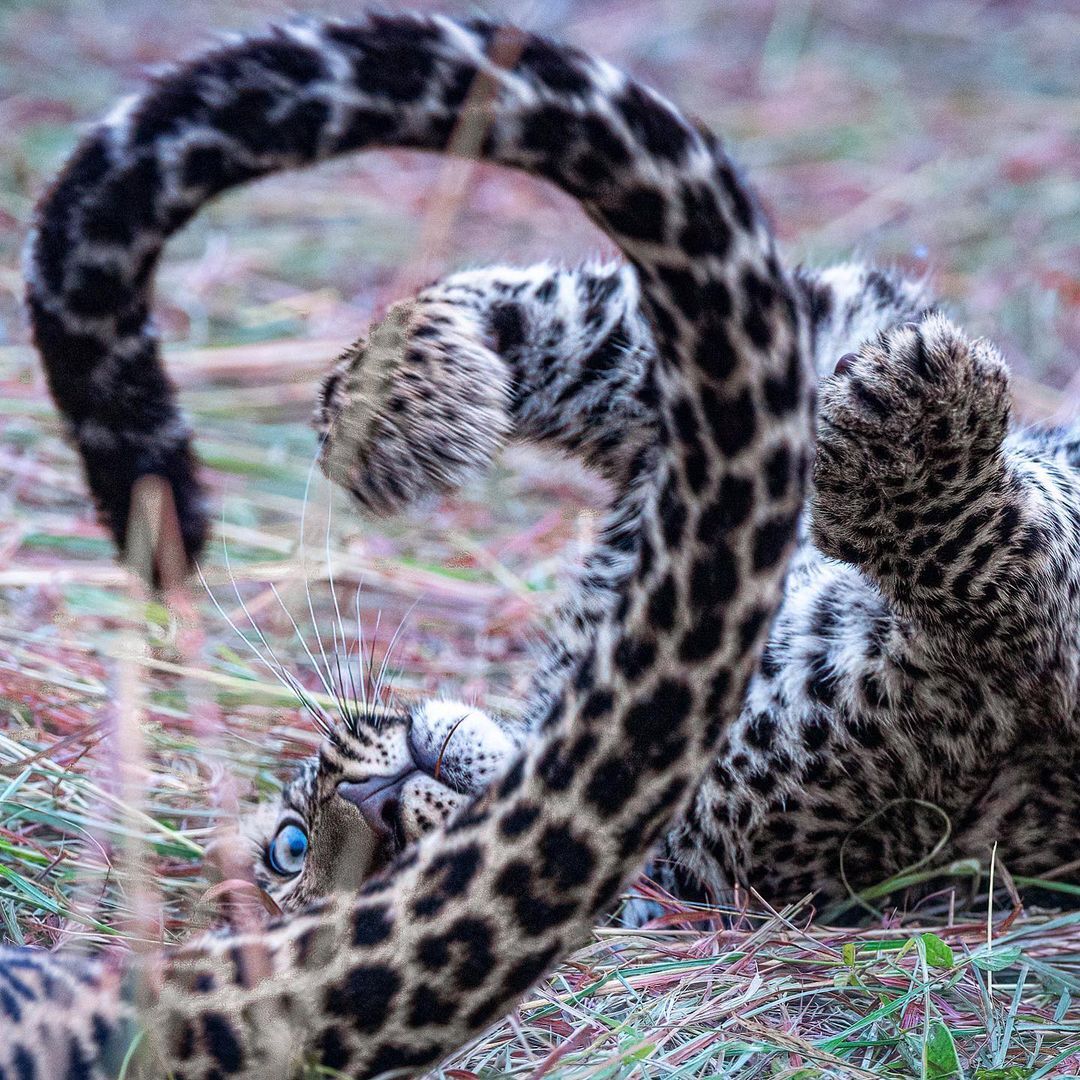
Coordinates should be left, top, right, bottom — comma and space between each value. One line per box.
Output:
1, 0, 1079, 1076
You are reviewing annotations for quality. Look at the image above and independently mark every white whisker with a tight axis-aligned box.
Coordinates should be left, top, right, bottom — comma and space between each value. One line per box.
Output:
372, 600, 418, 707
198, 559, 332, 735
298, 432, 341, 711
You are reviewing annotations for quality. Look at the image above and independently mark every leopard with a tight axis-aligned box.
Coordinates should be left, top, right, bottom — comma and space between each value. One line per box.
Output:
250, 258, 1080, 926
3, 11, 813, 1079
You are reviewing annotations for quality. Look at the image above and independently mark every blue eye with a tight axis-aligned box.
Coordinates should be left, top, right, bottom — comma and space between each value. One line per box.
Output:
268, 822, 308, 877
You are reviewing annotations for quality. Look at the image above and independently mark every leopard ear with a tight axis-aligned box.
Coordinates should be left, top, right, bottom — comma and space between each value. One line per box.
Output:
319, 298, 512, 516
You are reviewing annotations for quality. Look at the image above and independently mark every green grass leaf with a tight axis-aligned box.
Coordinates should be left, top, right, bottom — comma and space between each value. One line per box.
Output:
921, 932, 955, 969
924, 1019, 961, 1078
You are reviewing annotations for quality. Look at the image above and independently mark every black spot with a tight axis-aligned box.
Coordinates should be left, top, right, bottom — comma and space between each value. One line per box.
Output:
691, 319, 738, 381
764, 446, 792, 498
717, 161, 757, 230
659, 478, 687, 546
175, 1021, 196, 1060
802, 713, 830, 752
323, 965, 400, 1032
416, 934, 449, 971
538, 737, 574, 792
703, 386, 757, 456
623, 679, 693, 763
502, 943, 561, 998
657, 265, 702, 320
805, 651, 838, 707
615, 633, 657, 677
604, 186, 667, 243
490, 303, 526, 354
365, 1042, 441, 1076
691, 542, 739, 610
519, 38, 593, 94
425, 845, 482, 899
212, 87, 281, 154
408, 984, 459, 1026
65, 263, 126, 319
0, 985, 21, 1023
747, 713, 776, 751
496, 757, 525, 798
747, 769, 777, 796
329, 18, 440, 104
647, 572, 678, 633
500, 803, 540, 838
581, 324, 630, 373
764, 348, 803, 416
181, 144, 261, 196
752, 515, 795, 571
585, 756, 637, 816
317, 1026, 351, 1071
679, 611, 723, 664
847, 718, 885, 749
679, 181, 732, 258
495, 861, 578, 933
617, 773, 682, 855
698, 476, 754, 538
443, 917, 496, 989
615, 83, 693, 163
13, 1044, 37, 1080
130, 76, 207, 143
581, 688, 614, 720
850, 379, 889, 419
538, 824, 596, 889
201, 1012, 245, 1073
83, 153, 164, 247
334, 106, 398, 150
739, 605, 769, 650
89, 1014, 112, 1053
861, 673, 887, 709
520, 102, 576, 159
495, 859, 531, 900
64, 1036, 93, 1080
248, 37, 327, 84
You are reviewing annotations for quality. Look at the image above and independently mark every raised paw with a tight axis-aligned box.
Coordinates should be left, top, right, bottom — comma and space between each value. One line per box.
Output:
812, 313, 1010, 565
317, 298, 512, 516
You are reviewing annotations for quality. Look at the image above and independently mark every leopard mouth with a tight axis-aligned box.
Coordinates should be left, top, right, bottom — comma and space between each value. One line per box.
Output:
337, 773, 411, 847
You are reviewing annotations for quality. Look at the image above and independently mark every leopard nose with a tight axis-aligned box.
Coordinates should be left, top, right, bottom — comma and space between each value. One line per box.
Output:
338, 774, 410, 840
834, 352, 858, 376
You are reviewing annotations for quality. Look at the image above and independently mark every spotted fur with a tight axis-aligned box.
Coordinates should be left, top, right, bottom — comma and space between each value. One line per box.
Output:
9, 12, 811, 1079
295, 256, 1080, 917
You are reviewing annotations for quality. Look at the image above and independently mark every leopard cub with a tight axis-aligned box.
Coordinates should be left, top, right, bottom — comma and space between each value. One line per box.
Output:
269, 263, 1080, 918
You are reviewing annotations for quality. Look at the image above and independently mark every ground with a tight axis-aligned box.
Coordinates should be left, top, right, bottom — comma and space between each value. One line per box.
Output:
0, 1, 1078, 1075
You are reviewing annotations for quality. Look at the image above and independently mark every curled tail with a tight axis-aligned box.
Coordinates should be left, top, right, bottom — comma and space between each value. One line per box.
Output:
29, 12, 777, 575
19, 13, 812, 1079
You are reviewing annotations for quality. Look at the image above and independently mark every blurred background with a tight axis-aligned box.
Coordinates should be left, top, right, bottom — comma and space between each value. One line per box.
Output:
0, 0, 1077, 984
2, 0, 1077, 374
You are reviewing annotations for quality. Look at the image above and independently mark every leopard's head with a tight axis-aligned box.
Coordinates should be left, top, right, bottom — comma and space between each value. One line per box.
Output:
244, 701, 521, 911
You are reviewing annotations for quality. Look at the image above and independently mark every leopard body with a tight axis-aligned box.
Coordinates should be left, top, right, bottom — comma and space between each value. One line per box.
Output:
260, 258, 1080, 920
6, 12, 812, 1079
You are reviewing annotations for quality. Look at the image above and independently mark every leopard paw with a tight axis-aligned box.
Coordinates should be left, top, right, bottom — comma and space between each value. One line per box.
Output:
812, 313, 1010, 562
318, 299, 512, 515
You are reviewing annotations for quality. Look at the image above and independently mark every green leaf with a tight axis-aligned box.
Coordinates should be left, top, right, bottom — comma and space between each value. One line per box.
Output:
843, 941, 856, 967
972, 946, 1022, 972
924, 1019, 961, 1078
921, 932, 955, 969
